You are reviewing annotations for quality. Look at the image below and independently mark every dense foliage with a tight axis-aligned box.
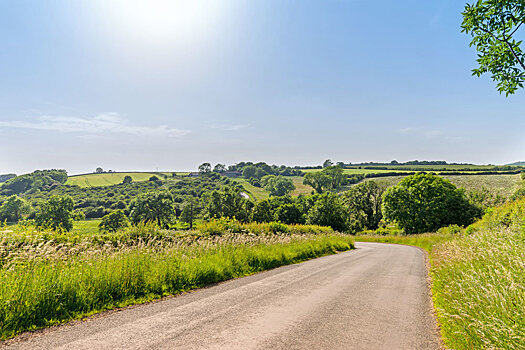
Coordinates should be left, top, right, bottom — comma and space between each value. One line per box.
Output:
129, 191, 176, 228
462, 0, 525, 95
382, 173, 482, 233
99, 209, 129, 232
343, 181, 384, 233
35, 195, 75, 231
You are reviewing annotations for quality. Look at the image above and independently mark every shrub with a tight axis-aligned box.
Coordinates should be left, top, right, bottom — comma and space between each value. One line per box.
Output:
35, 195, 75, 231
99, 210, 130, 233
275, 203, 305, 224
382, 173, 482, 234
306, 193, 347, 232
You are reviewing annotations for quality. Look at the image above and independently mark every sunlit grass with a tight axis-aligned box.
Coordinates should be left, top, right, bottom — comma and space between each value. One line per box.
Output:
0, 222, 353, 340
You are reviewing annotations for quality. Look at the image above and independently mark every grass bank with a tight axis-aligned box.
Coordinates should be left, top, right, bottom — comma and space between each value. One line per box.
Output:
0, 223, 353, 340
431, 200, 525, 349
355, 199, 525, 349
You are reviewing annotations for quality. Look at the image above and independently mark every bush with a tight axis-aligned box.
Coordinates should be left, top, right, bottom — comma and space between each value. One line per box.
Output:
275, 203, 305, 224
35, 195, 75, 231
99, 210, 130, 233
382, 173, 482, 234
306, 193, 347, 232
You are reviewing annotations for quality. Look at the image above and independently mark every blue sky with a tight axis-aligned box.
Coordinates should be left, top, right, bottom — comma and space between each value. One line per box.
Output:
1, 0, 524, 175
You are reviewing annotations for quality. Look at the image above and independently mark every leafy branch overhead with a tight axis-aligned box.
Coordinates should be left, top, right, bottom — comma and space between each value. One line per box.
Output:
462, 0, 525, 95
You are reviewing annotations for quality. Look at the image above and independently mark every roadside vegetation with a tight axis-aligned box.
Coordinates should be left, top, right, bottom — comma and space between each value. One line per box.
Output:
356, 198, 525, 348
0, 221, 353, 340
1, 160, 525, 345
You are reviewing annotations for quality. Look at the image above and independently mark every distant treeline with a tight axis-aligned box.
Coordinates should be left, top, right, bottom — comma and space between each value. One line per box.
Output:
0, 174, 16, 183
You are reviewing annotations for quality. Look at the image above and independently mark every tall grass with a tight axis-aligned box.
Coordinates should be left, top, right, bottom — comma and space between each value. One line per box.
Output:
0, 223, 353, 340
431, 200, 525, 349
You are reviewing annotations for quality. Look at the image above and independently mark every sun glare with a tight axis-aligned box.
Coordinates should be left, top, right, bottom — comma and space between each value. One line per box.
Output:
89, 0, 226, 49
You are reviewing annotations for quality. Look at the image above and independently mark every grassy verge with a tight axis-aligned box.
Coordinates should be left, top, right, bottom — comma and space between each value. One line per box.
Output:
0, 223, 353, 340
356, 199, 525, 348
430, 199, 525, 349
354, 232, 454, 253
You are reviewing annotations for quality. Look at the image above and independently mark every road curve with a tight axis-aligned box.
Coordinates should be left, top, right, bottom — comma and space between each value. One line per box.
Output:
2, 242, 441, 350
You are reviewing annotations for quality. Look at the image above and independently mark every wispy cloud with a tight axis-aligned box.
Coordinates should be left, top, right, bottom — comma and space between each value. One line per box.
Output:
209, 123, 249, 131
0, 113, 190, 138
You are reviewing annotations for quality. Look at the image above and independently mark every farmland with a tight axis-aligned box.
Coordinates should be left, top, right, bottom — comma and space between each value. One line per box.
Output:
66, 172, 177, 188
367, 174, 522, 199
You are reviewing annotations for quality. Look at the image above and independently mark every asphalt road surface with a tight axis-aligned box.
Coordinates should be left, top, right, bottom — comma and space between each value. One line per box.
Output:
2, 242, 441, 350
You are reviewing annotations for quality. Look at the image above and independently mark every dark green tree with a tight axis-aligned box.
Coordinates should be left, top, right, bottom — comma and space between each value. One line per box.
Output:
322, 159, 333, 168
275, 203, 305, 224
251, 200, 274, 223
129, 191, 175, 228
303, 172, 332, 194
213, 164, 226, 173
35, 195, 75, 231
99, 209, 129, 232
122, 175, 133, 184
322, 166, 345, 189
263, 175, 296, 196
0, 195, 30, 222
343, 181, 384, 233
462, 0, 525, 95
202, 186, 252, 222
180, 201, 196, 229
306, 193, 347, 231
382, 173, 483, 234
242, 165, 257, 179
198, 163, 212, 174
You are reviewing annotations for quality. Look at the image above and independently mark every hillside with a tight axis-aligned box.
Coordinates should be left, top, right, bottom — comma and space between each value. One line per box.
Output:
66, 172, 176, 188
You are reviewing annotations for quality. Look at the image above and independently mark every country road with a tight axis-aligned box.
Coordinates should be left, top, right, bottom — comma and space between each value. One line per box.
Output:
2, 242, 441, 350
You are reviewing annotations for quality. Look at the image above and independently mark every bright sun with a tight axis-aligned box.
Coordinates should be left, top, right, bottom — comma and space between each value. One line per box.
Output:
89, 0, 226, 49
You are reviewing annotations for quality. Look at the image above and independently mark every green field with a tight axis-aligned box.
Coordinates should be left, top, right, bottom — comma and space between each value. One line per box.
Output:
301, 164, 525, 176
234, 176, 313, 201
366, 174, 522, 199
233, 179, 270, 201
301, 168, 415, 175
67, 172, 174, 188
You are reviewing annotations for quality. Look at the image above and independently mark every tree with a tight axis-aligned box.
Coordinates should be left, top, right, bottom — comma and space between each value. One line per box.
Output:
322, 166, 345, 189
264, 175, 296, 196
322, 159, 333, 168
306, 193, 347, 232
202, 186, 253, 222
251, 200, 274, 223
382, 173, 482, 234
303, 172, 332, 194
122, 175, 133, 184
242, 165, 257, 179
198, 163, 211, 174
275, 203, 305, 224
0, 195, 30, 222
462, 1, 525, 95
35, 195, 75, 231
129, 191, 175, 228
99, 210, 129, 232
213, 164, 226, 173
180, 201, 196, 229
343, 181, 384, 233
149, 175, 162, 184
96, 167, 103, 173
303, 166, 343, 194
